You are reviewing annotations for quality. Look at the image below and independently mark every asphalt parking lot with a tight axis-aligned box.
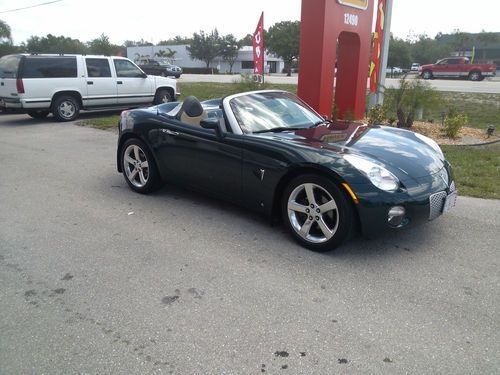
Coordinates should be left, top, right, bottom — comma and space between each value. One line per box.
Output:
0, 113, 499, 374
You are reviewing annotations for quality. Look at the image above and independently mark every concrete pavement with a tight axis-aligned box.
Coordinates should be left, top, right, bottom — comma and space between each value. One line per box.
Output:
0, 114, 499, 374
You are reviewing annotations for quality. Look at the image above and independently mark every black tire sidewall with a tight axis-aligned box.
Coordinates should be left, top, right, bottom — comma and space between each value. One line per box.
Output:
52, 95, 79, 122
121, 138, 161, 194
281, 174, 353, 252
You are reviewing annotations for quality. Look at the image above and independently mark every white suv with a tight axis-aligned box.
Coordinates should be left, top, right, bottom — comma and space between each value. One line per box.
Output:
0, 54, 178, 121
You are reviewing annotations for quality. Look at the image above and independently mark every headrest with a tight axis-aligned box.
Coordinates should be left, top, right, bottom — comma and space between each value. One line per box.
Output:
179, 96, 204, 118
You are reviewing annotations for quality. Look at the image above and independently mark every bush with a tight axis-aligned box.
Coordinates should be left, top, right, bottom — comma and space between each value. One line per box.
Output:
367, 104, 386, 124
443, 113, 468, 138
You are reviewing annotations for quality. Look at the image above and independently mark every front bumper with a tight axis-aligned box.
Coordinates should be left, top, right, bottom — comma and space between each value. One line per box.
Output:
351, 164, 456, 237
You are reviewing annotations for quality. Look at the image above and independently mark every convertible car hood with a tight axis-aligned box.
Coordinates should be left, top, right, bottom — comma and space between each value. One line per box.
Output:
256, 122, 444, 179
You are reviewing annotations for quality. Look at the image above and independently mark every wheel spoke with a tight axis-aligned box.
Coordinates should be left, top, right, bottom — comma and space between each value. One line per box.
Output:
299, 219, 313, 237
129, 169, 138, 181
133, 146, 140, 161
319, 200, 337, 213
288, 200, 308, 214
140, 160, 149, 168
304, 184, 316, 206
125, 155, 135, 165
317, 217, 333, 240
139, 170, 147, 185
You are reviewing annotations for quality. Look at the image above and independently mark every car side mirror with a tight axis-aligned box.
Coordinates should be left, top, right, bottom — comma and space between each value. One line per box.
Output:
200, 117, 226, 138
140, 72, 147, 78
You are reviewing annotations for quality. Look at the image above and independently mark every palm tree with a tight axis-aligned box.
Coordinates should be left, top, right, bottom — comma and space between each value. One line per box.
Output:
0, 19, 12, 43
155, 48, 177, 60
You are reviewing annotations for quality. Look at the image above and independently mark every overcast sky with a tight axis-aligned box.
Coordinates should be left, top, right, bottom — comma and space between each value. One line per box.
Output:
1, 0, 499, 45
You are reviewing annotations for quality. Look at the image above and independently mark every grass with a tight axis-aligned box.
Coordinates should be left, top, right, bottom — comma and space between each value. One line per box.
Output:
426, 92, 500, 130
442, 143, 500, 199
79, 115, 120, 130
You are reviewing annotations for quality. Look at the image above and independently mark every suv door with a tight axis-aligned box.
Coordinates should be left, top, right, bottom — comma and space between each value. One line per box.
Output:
83, 57, 117, 107
112, 59, 153, 105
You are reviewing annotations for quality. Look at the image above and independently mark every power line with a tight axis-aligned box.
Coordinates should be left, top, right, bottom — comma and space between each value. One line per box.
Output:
0, 0, 63, 14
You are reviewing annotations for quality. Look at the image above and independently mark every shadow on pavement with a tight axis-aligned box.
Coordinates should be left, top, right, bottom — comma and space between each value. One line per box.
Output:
0, 109, 123, 127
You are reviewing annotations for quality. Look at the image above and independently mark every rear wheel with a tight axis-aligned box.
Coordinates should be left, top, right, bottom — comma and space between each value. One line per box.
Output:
469, 71, 482, 81
121, 138, 162, 194
153, 89, 172, 105
27, 110, 49, 119
422, 70, 433, 80
52, 95, 80, 122
282, 175, 353, 252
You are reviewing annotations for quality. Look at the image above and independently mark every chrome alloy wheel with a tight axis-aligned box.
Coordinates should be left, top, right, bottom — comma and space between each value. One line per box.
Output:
58, 100, 76, 119
123, 144, 150, 188
287, 183, 339, 243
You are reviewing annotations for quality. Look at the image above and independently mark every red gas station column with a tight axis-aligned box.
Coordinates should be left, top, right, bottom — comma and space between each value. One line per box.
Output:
297, 0, 374, 120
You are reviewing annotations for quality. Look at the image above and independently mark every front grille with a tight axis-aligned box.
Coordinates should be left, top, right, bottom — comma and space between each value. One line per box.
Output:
429, 191, 447, 220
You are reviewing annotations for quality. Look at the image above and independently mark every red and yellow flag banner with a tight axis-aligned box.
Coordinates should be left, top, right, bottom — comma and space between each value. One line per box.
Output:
369, 0, 386, 93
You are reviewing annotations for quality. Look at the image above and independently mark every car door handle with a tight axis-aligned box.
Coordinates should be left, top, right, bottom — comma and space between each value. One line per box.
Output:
117, 81, 123, 84
161, 129, 179, 136
87, 81, 93, 85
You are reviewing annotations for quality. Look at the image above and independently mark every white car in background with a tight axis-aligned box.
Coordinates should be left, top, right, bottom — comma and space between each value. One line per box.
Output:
411, 63, 420, 72
0, 54, 178, 121
386, 66, 403, 75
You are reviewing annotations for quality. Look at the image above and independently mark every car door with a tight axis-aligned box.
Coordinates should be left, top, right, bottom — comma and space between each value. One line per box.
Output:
446, 58, 461, 77
433, 59, 449, 77
112, 58, 153, 105
83, 57, 117, 107
156, 120, 243, 203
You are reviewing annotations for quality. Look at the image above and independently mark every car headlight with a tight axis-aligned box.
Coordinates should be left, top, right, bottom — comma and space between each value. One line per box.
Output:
414, 133, 444, 160
344, 154, 400, 192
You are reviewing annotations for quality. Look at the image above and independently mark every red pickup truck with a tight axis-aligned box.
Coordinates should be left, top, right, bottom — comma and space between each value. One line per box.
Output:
419, 57, 497, 81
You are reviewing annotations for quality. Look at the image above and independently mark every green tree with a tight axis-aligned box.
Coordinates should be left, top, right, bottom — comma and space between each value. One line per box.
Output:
25, 34, 88, 54
88, 34, 122, 55
239, 34, 253, 46
411, 34, 451, 64
186, 29, 221, 69
387, 35, 411, 69
452, 29, 472, 56
477, 30, 498, 60
0, 19, 12, 43
266, 21, 300, 76
158, 36, 193, 45
220, 34, 239, 73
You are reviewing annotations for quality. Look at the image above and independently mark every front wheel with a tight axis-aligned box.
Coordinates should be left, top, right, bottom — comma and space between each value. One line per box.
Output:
153, 89, 172, 105
121, 138, 162, 194
52, 95, 80, 122
282, 175, 353, 252
421, 70, 433, 80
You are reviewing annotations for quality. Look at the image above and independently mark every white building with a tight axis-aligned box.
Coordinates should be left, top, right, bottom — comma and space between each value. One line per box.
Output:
126, 45, 285, 74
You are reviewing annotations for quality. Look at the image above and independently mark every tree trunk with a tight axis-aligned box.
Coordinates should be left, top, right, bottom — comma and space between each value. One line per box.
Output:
396, 108, 405, 128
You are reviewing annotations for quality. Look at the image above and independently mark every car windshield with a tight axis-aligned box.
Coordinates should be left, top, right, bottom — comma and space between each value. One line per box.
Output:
229, 91, 323, 133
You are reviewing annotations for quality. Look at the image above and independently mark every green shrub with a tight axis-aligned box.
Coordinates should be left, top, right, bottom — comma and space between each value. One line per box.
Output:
367, 104, 386, 124
443, 113, 468, 138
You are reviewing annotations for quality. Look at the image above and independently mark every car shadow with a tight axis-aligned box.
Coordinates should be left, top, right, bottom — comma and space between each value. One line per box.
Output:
117, 177, 433, 262
0, 109, 125, 128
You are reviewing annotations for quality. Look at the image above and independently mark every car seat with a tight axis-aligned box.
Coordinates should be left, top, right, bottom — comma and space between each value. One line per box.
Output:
175, 96, 207, 127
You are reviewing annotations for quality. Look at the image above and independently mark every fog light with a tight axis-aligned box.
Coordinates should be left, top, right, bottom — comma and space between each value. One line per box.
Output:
388, 206, 406, 228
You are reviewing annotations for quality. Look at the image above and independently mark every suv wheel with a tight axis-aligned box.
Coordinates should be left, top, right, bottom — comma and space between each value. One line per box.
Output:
154, 89, 172, 105
52, 95, 80, 122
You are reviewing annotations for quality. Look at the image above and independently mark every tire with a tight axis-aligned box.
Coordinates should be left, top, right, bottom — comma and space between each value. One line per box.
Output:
121, 138, 162, 194
422, 70, 433, 80
52, 95, 80, 122
175, 74, 181, 79
282, 174, 353, 252
153, 89, 172, 105
469, 71, 482, 81
27, 110, 49, 119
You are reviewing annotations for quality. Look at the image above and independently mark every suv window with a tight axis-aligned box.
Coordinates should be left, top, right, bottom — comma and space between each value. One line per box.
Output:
113, 59, 144, 78
0, 55, 21, 78
22, 57, 77, 78
86, 58, 111, 77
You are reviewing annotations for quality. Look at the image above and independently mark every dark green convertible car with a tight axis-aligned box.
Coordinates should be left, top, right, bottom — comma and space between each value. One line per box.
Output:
117, 90, 457, 252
